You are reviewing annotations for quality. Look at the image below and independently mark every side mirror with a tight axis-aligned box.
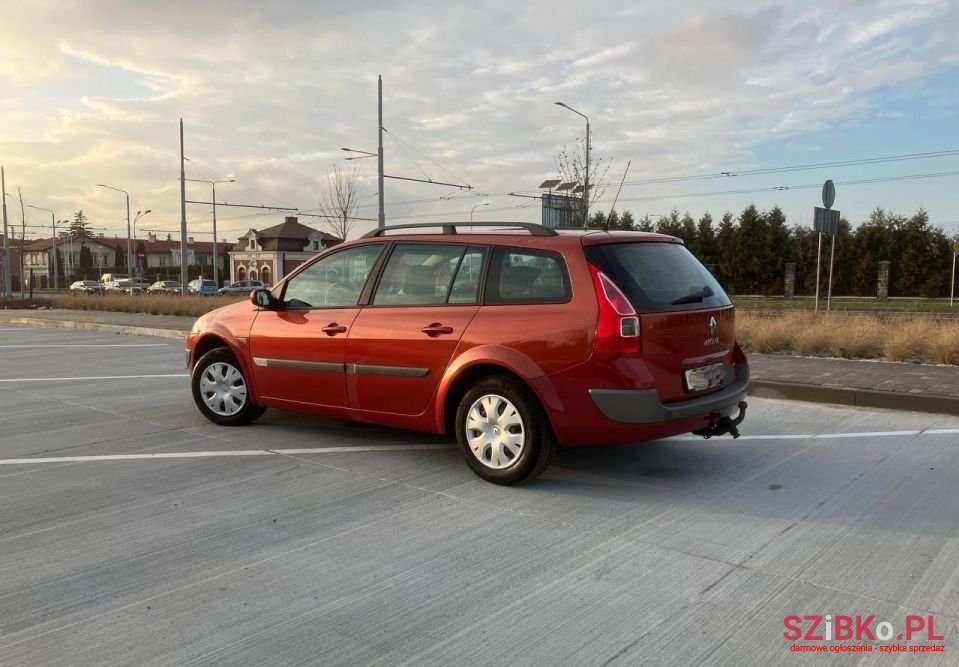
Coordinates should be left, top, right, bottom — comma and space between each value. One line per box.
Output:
251, 289, 275, 309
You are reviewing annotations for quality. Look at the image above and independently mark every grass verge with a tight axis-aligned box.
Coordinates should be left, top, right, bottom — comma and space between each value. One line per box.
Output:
51, 294, 245, 318
738, 312, 959, 365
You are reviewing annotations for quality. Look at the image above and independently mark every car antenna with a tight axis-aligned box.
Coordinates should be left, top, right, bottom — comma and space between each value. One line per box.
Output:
605, 159, 631, 232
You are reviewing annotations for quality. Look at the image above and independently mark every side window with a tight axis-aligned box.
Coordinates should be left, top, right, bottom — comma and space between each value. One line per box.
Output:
448, 246, 488, 304
282, 243, 384, 308
372, 243, 466, 306
485, 247, 571, 305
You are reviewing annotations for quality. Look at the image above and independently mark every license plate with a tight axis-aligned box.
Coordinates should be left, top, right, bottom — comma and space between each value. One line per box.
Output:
684, 362, 729, 392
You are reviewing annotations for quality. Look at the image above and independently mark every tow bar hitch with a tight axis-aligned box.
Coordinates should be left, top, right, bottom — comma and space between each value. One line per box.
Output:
694, 401, 748, 439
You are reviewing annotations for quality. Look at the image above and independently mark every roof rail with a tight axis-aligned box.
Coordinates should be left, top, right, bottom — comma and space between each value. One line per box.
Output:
361, 222, 558, 238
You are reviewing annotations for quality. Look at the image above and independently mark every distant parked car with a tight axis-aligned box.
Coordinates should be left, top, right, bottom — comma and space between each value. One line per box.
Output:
70, 280, 102, 295
147, 280, 181, 294
188, 279, 219, 296
116, 280, 144, 295
218, 280, 265, 295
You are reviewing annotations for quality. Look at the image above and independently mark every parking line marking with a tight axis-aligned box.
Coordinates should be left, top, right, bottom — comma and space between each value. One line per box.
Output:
0, 344, 170, 348
0, 444, 451, 465
0, 374, 188, 383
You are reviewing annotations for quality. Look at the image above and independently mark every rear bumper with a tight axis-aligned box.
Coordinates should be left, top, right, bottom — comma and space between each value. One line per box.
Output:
588, 362, 749, 424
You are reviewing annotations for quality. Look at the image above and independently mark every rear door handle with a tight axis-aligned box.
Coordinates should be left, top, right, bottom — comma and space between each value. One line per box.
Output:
321, 323, 348, 336
421, 323, 454, 337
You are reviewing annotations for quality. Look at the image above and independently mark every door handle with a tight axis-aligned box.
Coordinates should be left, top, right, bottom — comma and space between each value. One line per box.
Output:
421, 323, 454, 337
321, 323, 348, 336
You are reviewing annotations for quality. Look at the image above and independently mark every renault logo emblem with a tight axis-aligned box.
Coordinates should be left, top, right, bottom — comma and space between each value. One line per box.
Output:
708, 316, 717, 337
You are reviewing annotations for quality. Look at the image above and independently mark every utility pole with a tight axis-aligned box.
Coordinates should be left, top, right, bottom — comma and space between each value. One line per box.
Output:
179, 119, 188, 294
378, 75, 385, 229
1, 167, 11, 299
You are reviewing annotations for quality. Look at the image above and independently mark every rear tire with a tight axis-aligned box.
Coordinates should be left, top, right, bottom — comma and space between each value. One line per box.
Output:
192, 348, 266, 426
455, 375, 557, 485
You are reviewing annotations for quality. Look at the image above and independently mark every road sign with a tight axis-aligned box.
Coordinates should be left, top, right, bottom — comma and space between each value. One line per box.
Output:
813, 207, 840, 236
822, 180, 836, 209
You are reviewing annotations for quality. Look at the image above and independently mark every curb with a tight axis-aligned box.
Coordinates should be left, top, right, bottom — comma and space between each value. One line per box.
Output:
0, 316, 188, 341
749, 380, 959, 417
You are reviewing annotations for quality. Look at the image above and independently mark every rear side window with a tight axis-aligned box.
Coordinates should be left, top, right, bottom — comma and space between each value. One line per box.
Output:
372, 243, 466, 306
586, 242, 731, 313
485, 247, 570, 305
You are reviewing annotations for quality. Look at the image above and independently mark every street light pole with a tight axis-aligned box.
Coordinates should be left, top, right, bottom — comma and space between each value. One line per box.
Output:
378, 75, 385, 229
96, 183, 133, 276
132, 209, 152, 280
185, 177, 233, 286
470, 202, 489, 223
555, 102, 590, 226
25, 204, 58, 290
1, 167, 10, 299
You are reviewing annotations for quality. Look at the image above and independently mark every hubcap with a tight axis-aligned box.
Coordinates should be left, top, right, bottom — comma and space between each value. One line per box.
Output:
199, 362, 248, 417
465, 394, 525, 470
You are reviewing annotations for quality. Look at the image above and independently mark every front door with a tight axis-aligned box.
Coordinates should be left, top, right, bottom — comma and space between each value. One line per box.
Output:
346, 243, 487, 416
249, 243, 385, 409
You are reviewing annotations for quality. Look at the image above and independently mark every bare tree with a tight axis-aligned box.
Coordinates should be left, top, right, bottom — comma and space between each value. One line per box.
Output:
317, 165, 361, 241
554, 136, 612, 227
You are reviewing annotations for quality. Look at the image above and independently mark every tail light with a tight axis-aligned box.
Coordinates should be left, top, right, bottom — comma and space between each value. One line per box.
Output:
589, 263, 641, 354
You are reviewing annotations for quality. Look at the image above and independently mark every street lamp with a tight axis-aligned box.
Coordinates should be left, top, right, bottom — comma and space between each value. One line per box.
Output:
24, 204, 60, 290
470, 202, 490, 223
555, 102, 590, 226
133, 209, 152, 280
96, 183, 132, 275
133, 209, 152, 239
184, 178, 233, 287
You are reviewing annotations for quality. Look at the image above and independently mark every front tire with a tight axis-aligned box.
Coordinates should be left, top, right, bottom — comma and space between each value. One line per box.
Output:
191, 348, 266, 426
455, 376, 557, 485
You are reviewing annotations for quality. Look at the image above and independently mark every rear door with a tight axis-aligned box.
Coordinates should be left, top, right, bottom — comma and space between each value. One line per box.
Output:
248, 243, 385, 408
345, 243, 486, 416
585, 241, 736, 403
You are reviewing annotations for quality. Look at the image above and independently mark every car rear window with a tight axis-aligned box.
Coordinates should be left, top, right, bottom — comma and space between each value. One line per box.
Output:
585, 242, 731, 313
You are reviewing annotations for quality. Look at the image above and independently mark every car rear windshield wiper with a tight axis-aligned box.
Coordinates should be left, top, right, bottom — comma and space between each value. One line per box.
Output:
671, 285, 714, 305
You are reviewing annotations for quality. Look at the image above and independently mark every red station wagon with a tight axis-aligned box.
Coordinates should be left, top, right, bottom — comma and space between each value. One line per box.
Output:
186, 222, 748, 484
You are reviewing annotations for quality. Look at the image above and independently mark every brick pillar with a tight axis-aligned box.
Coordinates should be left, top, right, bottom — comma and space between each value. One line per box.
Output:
784, 262, 796, 299
877, 261, 891, 300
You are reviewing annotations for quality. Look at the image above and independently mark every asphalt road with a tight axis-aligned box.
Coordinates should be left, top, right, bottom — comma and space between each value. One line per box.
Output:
0, 324, 957, 666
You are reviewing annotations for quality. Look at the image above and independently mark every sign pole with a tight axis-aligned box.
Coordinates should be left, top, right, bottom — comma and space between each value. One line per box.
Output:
814, 232, 822, 314
820, 180, 837, 315
951, 248, 957, 307
826, 233, 836, 314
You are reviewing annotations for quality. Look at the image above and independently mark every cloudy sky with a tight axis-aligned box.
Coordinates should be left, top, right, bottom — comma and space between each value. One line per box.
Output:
1, 0, 958, 244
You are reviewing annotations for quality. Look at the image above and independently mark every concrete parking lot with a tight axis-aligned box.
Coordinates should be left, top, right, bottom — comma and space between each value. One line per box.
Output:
1, 324, 957, 666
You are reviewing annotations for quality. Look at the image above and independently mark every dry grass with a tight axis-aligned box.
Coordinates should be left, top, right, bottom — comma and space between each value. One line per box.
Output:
738, 311, 958, 365
826, 316, 884, 359
883, 319, 934, 362
927, 326, 959, 365
52, 294, 245, 318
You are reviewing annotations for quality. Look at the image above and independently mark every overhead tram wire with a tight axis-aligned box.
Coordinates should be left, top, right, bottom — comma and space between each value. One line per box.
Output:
337, 147, 959, 215
508, 148, 959, 194
390, 169, 959, 222
381, 127, 473, 190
